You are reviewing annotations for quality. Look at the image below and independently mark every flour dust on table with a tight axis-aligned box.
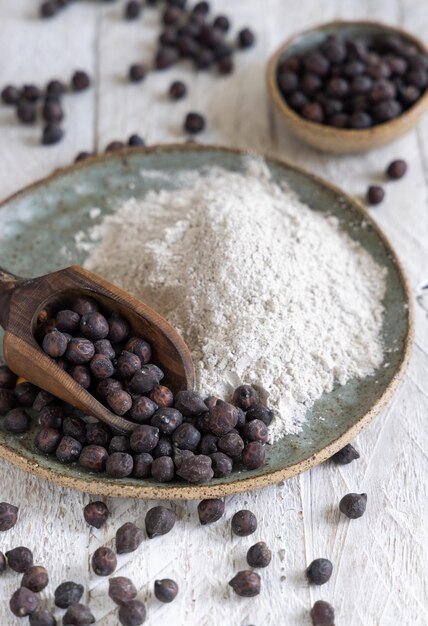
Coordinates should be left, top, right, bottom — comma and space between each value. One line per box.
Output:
83, 159, 386, 442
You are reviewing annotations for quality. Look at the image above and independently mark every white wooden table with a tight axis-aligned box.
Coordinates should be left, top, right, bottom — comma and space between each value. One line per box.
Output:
1, 1, 427, 624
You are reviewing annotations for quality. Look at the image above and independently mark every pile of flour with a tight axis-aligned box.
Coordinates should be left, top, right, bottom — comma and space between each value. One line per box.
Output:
82, 159, 386, 441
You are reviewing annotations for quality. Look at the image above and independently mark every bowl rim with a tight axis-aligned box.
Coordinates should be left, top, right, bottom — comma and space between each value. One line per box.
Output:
0, 143, 414, 500
267, 19, 428, 139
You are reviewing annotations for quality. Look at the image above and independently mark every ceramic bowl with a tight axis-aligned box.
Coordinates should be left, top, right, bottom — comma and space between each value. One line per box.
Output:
267, 20, 428, 153
0, 145, 413, 499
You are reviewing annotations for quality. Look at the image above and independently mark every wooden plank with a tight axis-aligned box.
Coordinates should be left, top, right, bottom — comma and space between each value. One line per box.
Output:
0, 0, 97, 200
0, 0, 427, 624
0, 2, 96, 625
0, 461, 89, 625
294, 1, 428, 625
94, 2, 313, 624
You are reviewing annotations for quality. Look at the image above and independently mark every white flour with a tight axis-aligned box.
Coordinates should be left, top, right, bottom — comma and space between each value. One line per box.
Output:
82, 159, 386, 441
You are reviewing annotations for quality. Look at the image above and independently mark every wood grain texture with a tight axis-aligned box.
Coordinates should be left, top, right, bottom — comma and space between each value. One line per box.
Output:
0, 1, 427, 625
0, 264, 194, 434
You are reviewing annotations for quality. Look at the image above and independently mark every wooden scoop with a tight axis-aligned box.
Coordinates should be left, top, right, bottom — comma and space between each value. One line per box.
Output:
0, 265, 195, 435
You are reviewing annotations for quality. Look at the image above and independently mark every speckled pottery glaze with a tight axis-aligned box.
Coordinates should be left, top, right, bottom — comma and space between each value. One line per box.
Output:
0, 145, 413, 499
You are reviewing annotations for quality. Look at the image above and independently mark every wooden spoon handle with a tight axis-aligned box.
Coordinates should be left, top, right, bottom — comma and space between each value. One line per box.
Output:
4, 332, 138, 435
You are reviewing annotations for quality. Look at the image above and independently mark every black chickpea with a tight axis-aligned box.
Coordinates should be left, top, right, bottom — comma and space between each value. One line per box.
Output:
6, 546, 33, 573
154, 578, 179, 603
116, 522, 144, 554
197, 498, 225, 525
84, 501, 110, 528
231, 510, 257, 536
32, 296, 273, 486
54, 581, 84, 609
91, 546, 117, 576
278, 32, 428, 129
109, 577, 137, 605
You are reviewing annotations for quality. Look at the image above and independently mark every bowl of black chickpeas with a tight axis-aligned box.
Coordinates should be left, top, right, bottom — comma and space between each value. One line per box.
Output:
267, 21, 428, 153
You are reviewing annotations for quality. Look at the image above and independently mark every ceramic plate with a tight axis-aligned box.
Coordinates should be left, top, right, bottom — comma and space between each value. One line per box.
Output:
0, 145, 413, 499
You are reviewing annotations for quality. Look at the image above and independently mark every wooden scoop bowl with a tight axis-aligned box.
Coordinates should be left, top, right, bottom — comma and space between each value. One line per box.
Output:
0, 265, 195, 435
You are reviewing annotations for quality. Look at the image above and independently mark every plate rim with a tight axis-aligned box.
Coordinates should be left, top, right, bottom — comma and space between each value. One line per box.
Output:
0, 143, 414, 500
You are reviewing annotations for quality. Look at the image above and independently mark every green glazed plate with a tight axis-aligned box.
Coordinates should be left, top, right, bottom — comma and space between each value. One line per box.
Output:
0, 145, 413, 500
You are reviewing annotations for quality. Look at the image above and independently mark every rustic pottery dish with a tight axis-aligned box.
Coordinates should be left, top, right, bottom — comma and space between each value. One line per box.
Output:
267, 21, 428, 153
0, 145, 413, 499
